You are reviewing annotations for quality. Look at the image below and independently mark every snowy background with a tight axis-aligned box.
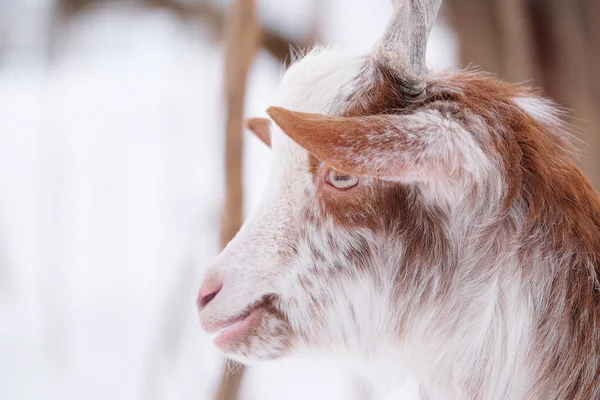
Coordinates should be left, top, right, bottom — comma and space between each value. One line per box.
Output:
0, 1, 456, 399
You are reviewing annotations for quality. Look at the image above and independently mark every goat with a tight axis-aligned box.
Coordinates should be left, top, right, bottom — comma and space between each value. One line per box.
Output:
197, 0, 600, 398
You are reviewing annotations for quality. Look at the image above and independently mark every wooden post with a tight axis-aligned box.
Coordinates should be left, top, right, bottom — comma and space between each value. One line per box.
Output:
216, 0, 260, 399
446, 0, 600, 188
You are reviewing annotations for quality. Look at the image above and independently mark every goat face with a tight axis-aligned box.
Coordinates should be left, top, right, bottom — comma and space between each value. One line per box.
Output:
197, 0, 449, 365
197, 49, 412, 363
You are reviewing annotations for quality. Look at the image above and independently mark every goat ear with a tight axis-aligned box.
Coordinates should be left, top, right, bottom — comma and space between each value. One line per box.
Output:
266, 106, 468, 183
266, 106, 408, 179
245, 117, 271, 147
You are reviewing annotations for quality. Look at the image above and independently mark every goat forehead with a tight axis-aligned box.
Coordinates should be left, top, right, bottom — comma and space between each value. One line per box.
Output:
274, 47, 367, 114
269, 48, 369, 180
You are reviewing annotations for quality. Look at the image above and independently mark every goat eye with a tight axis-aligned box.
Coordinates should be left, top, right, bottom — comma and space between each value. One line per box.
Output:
325, 170, 359, 190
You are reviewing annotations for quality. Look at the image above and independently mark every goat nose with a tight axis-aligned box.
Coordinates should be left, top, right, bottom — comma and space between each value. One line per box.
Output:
197, 280, 223, 310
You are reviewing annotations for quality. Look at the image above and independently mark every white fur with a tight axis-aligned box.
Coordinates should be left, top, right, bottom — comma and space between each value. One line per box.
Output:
513, 96, 560, 126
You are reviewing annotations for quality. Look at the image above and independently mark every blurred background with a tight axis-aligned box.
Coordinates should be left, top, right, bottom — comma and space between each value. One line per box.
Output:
0, 1, 597, 399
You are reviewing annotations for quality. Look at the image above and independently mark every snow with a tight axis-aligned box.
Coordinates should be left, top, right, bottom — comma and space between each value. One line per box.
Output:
0, 2, 456, 399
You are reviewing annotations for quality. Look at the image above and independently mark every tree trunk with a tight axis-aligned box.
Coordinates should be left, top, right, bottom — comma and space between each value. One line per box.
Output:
215, 0, 260, 399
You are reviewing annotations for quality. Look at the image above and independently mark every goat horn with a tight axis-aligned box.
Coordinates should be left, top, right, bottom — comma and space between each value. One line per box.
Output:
373, 0, 442, 89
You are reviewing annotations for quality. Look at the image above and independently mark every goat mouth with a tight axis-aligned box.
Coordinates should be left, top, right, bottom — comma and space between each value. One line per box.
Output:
203, 296, 280, 350
212, 305, 267, 349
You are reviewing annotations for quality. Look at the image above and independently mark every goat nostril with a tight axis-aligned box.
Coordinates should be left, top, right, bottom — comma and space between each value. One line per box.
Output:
201, 291, 218, 307
198, 282, 223, 309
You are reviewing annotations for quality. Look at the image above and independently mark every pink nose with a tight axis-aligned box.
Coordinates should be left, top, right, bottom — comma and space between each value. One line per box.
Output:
197, 280, 223, 310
